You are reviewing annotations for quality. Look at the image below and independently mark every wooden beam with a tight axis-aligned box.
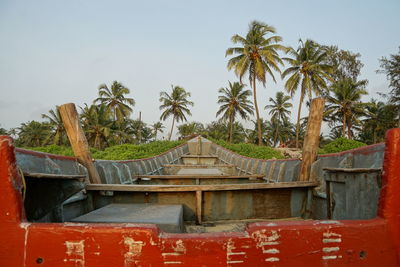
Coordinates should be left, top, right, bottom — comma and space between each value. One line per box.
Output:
162, 164, 235, 167
196, 190, 202, 224
23, 172, 87, 180
86, 181, 318, 192
59, 103, 102, 184
299, 97, 325, 181
135, 174, 265, 179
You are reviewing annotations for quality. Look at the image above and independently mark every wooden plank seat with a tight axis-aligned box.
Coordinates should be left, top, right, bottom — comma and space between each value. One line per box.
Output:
163, 164, 235, 168
135, 174, 265, 179
86, 181, 318, 192
180, 155, 218, 158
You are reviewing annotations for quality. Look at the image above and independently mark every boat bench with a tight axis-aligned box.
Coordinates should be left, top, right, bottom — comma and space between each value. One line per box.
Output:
71, 203, 184, 233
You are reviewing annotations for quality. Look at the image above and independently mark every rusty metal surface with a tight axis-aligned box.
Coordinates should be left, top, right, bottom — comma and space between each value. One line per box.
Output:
325, 168, 382, 220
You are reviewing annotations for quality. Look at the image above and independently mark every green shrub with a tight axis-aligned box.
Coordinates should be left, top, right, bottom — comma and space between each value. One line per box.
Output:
22, 145, 75, 156
212, 139, 283, 159
319, 137, 367, 154
21, 140, 184, 160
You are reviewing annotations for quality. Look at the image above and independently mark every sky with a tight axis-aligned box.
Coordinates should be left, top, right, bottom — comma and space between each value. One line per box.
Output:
0, 0, 399, 138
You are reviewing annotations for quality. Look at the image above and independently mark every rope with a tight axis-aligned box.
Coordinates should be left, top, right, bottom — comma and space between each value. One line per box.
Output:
18, 167, 26, 201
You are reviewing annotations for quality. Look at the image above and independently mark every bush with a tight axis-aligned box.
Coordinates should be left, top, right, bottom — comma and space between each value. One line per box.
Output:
22, 140, 184, 160
212, 139, 283, 159
22, 145, 75, 156
319, 137, 367, 154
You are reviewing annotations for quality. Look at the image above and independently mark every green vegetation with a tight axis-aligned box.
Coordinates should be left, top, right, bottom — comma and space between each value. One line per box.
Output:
319, 138, 367, 154
23, 140, 184, 160
212, 139, 283, 159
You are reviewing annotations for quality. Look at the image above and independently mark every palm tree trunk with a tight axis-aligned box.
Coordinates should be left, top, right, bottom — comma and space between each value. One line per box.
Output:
229, 114, 234, 143
347, 123, 352, 139
252, 76, 262, 146
168, 116, 175, 141
274, 122, 279, 147
295, 93, 305, 149
342, 114, 347, 138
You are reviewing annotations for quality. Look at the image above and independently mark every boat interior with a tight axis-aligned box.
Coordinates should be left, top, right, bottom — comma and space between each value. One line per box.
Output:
16, 136, 384, 233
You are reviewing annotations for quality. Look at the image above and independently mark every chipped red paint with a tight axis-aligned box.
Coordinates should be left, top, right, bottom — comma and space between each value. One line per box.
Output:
1, 132, 400, 266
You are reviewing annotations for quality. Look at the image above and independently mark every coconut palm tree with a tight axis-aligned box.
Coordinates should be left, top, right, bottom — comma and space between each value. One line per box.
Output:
151, 122, 165, 140
80, 104, 113, 149
216, 81, 254, 143
177, 122, 205, 139
42, 107, 67, 145
159, 85, 194, 140
265, 91, 292, 146
95, 81, 135, 123
226, 20, 287, 145
282, 39, 333, 148
16, 121, 51, 147
325, 78, 368, 139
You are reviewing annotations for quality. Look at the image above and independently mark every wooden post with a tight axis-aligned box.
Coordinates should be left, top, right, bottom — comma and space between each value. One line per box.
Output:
59, 103, 102, 184
196, 190, 202, 224
298, 97, 325, 181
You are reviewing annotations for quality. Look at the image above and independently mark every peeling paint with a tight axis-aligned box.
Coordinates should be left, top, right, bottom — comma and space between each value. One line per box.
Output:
65, 240, 85, 267
322, 247, 340, 252
265, 257, 280, 262
172, 240, 186, 254
263, 248, 280, 254
123, 236, 145, 266
226, 239, 246, 266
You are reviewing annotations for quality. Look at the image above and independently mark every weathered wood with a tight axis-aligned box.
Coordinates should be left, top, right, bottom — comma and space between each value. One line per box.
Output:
299, 97, 325, 181
162, 164, 235, 168
86, 181, 318, 192
23, 172, 87, 179
323, 167, 382, 173
196, 190, 202, 224
59, 103, 102, 184
136, 174, 265, 179
181, 155, 218, 158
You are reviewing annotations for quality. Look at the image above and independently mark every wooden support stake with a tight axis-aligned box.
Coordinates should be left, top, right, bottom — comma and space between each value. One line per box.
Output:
59, 103, 102, 184
299, 97, 325, 181
196, 190, 202, 224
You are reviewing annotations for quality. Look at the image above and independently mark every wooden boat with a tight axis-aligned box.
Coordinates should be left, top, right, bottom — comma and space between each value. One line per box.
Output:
0, 102, 399, 266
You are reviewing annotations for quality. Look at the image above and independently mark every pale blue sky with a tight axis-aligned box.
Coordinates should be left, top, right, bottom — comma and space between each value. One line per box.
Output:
1, 0, 399, 137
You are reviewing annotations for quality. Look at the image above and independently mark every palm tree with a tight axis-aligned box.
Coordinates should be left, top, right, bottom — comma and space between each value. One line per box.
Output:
282, 39, 333, 148
226, 20, 286, 145
16, 121, 51, 147
80, 104, 113, 149
151, 122, 165, 140
325, 78, 368, 139
216, 81, 254, 143
42, 107, 67, 145
95, 81, 135, 123
265, 91, 292, 146
360, 99, 397, 144
159, 85, 194, 140
177, 122, 205, 139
